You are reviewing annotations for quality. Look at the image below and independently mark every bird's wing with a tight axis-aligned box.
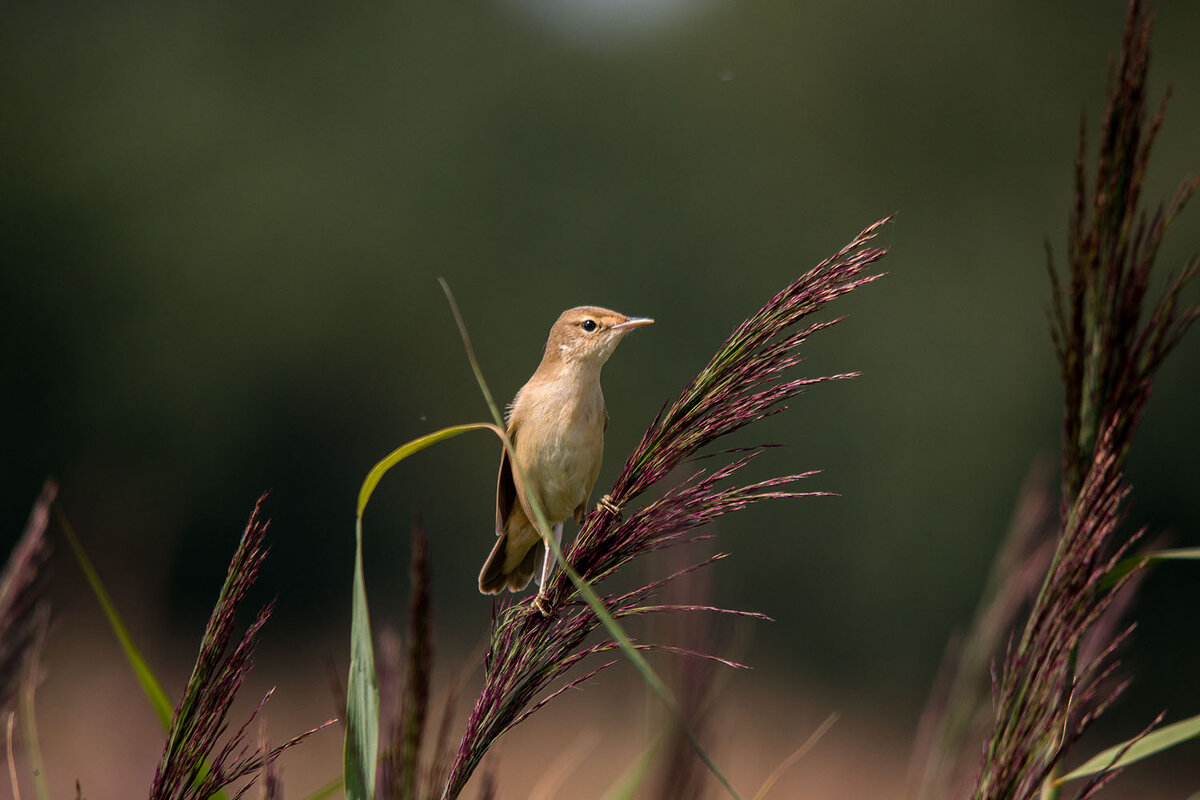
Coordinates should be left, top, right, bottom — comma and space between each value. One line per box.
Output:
495, 427, 518, 537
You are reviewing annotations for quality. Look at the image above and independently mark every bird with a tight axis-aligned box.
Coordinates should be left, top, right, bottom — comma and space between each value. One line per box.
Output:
478, 306, 653, 611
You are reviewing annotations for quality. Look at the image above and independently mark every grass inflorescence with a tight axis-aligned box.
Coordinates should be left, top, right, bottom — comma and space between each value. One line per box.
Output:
910, 2, 1200, 799
150, 496, 334, 800
440, 218, 890, 798
5, 3, 1199, 799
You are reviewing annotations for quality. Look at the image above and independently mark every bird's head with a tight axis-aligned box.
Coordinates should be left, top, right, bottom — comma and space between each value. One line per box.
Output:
543, 306, 654, 368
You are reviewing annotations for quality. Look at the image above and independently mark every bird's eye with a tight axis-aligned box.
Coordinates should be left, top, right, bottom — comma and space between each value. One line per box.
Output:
580, 319, 598, 333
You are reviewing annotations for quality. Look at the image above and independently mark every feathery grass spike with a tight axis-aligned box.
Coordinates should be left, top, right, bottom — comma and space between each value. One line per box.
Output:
973, 2, 1200, 796
151, 496, 332, 800
437, 218, 888, 797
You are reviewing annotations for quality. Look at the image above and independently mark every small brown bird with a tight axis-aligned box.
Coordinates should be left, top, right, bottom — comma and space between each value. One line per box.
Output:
478, 306, 653, 607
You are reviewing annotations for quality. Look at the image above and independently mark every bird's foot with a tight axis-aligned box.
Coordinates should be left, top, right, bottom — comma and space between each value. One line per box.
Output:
597, 494, 622, 516
532, 593, 552, 618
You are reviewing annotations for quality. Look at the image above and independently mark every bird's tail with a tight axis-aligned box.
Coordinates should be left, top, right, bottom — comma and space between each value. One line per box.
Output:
478, 528, 541, 594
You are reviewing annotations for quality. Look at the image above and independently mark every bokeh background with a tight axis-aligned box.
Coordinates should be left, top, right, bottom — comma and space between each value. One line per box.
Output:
3, 1, 1198, 797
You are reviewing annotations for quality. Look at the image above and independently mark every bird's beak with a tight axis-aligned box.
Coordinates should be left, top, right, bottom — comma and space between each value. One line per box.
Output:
612, 316, 655, 332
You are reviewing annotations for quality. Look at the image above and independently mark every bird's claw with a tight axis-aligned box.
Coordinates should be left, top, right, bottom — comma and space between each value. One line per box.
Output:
532, 594, 552, 617
597, 494, 622, 516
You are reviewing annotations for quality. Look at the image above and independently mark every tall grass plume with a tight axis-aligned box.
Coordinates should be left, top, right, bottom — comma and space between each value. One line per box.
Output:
954, 2, 1200, 797
149, 495, 333, 800
441, 217, 890, 797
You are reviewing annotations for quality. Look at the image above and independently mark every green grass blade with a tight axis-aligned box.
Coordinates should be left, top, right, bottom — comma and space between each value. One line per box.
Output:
358, 423, 504, 518
1055, 713, 1200, 784
300, 775, 344, 800
61, 512, 235, 800
348, 423, 505, 800
1100, 547, 1200, 590
436, 278, 505, 424
597, 736, 661, 800
438, 278, 746, 800
58, 511, 174, 728
344, 514, 379, 800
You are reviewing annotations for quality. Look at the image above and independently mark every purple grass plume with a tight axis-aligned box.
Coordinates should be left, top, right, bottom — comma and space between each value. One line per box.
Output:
1048, 0, 1199, 499
149, 495, 334, 800
424, 667, 465, 800
974, 434, 1142, 800
257, 723, 283, 800
652, 548, 728, 800
440, 218, 890, 798
378, 514, 460, 800
907, 461, 1058, 800
970, 2, 1198, 798
400, 518, 433, 797
0, 481, 54, 718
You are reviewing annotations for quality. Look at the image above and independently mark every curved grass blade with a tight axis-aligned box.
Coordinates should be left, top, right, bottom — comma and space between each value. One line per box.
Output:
59, 511, 174, 727
597, 741, 660, 800
358, 423, 504, 518
439, 278, 746, 800
1055, 713, 1200, 784
1100, 547, 1200, 590
348, 423, 505, 800
299, 776, 343, 800
345, 514, 378, 800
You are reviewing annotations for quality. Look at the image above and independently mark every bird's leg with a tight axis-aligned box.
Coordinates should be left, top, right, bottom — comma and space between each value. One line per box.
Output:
538, 521, 563, 586
596, 494, 622, 516
532, 522, 563, 617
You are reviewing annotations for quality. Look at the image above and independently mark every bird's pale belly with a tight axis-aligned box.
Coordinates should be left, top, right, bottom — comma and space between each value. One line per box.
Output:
522, 428, 603, 523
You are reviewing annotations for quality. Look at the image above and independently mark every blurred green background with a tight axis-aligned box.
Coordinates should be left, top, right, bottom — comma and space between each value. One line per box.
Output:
3, 0, 1198, 792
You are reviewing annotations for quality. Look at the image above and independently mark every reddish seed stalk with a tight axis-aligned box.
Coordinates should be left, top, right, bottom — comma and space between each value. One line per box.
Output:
440, 218, 890, 798
972, 2, 1199, 798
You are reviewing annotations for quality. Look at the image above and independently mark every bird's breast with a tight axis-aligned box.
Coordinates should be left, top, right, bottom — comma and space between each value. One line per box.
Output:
512, 379, 606, 522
